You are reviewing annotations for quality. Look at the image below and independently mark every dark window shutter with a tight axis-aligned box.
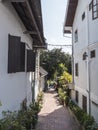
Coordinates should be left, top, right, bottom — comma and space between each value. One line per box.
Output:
20, 42, 25, 72
15, 36, 21, 72
75, 63, 78, 76
82, 95, 87, 112
76, 91, 79, 103
8, 35, 21, 73
90, 50, 95, 58
27, 50, 36, 72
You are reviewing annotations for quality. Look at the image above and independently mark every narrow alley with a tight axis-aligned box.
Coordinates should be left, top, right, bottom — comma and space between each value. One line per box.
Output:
35, 88, 80, 130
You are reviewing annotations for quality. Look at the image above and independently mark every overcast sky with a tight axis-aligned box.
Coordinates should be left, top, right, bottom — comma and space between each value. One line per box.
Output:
41, 0, 72, 54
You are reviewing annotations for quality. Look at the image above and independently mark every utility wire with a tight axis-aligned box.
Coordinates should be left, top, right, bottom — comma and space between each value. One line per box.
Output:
48, 43, 72, 47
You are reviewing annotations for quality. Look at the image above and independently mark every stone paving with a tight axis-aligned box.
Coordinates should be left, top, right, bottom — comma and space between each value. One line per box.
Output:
35, 88, 80, 130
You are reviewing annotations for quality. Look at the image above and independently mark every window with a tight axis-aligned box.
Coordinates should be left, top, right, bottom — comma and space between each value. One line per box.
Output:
92, 0, 98, 19
27, 50, 36, 72
8, 35, 25, 73
82, 12, 85, 20
83, 52, 87, 60
90, 50, 95, 58
82, 95, 87, 112
75, 63, 79, 76
89, 1, 92, 11
75, 30, 78, 43
76, 91, 79, 103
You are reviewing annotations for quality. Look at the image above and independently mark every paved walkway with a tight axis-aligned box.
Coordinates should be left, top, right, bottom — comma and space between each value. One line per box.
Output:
35, 89, 80, 130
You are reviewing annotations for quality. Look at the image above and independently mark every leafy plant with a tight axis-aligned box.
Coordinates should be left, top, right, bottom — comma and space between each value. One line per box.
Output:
68, 100, 98, 130
58, 88, 69, 106
82, 114, 95, 130
37, 91, 44, 105
0, 102, 42, 130
0, 111, 26, 130
88, 122, 98, 130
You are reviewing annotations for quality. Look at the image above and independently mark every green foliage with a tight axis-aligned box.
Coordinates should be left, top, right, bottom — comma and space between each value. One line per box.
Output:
37, 91, 44, 105
68, 100, 98, 130
40, 48, 72, 80
0, 92, 44, 130
59, 71, 72, 84
88, 122, 98, 130
82, 114, 95, 130
58, 88, 69, 106
0, 111, 26, 130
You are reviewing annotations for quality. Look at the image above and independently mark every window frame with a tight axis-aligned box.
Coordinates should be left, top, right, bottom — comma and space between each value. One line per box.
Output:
74, 30, 78, 43
92, 0, 98, 19
82, 12, 85, 21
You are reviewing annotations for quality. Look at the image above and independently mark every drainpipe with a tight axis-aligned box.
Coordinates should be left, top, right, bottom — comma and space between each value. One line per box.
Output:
86, 5, 91, 115
71, 27, 74, 86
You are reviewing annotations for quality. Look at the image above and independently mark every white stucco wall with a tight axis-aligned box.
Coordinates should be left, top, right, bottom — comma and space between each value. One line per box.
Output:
0, 2, 33, 115
72, 0, 98, 122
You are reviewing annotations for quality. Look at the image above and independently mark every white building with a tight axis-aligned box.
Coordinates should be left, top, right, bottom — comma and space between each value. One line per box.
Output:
63, 0, 98, 123
0, 0, 46, 115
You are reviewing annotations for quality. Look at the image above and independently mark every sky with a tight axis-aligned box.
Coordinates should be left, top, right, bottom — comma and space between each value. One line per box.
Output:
41, 0, 72, 54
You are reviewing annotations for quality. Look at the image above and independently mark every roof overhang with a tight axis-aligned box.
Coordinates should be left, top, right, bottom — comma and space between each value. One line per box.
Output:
3, 0, 47, 48
63, 0, 78, 34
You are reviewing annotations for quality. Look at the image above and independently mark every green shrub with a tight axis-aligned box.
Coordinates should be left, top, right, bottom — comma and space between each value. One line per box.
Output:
64, 95, 69, 106
58, 88, 69, 106
0, 111, 26, 130
0, 99, 43, 130
68, 100, 98, 130
82, 114, 95, 130
88, 122, 98, 130
37, 91, 44, 105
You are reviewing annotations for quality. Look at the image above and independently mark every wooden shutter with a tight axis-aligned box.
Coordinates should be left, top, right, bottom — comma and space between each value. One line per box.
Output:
82, 95, 87, 112
27, 50, 36, 72
76, 91, 79, 103
8, 34, 21, 73
20, 42, 25, 72
75, 63, 78, 76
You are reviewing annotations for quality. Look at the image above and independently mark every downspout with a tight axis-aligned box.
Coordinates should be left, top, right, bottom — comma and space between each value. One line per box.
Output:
71, 27, 74, 86
86, 5, 91, 115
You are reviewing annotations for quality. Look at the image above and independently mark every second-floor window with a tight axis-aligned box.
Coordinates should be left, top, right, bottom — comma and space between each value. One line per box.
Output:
74, 30, 78, 43
90, 50, 96, 58
75, 63, 79, 76
92, 0, 98, 19
82, 12, 85, 21
82, 95, 87, 113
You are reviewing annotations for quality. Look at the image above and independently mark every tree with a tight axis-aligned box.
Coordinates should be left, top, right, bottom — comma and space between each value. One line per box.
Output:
40, 48, 71, 80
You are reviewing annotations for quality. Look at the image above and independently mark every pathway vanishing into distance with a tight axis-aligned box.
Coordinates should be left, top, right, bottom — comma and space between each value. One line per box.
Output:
35, 88, 80, 130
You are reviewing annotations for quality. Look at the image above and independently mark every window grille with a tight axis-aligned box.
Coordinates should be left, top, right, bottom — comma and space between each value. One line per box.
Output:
92, 0, 98, 19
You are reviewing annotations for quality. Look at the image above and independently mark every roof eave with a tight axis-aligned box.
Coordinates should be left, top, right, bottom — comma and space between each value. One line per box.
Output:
63, 0, 78, 34
3, 0, 45, 46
